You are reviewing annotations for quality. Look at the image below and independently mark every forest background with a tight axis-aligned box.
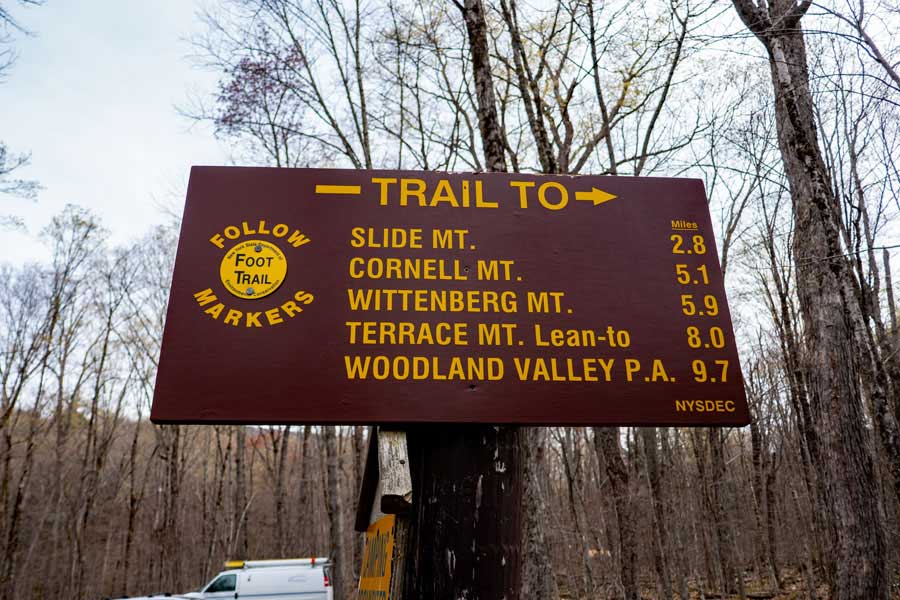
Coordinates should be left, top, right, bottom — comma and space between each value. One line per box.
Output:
1, 0, 899, 599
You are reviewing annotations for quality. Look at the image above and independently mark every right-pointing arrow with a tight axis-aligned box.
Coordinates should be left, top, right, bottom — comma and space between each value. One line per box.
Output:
575, 187, 617, 206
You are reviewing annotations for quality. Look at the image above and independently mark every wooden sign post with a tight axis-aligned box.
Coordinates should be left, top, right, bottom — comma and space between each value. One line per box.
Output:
356, 427, 521, 599
356, 429, 411, 598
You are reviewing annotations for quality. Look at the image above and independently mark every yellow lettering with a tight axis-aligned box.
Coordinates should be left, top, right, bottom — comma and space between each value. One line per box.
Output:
474, 180, 497, 208
625, 359, 641, 381
265, 307, 283, 325
538, 181, 568, 210
350, 227, 366, 248
294, 290, 314, 304
204, 303, 224, 320
281, 300, 302, 317
510, 181, 535, 208
597, 358, 614, 382
650, 359, 670, 382
372, 177, 397, 205
401, 178, 426, 207
431, 180, 459, 206
286, 230, 311, 247
194, 288, 218, 306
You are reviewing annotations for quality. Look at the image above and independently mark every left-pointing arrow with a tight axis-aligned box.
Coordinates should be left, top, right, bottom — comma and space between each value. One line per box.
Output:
315, 184, 361, 195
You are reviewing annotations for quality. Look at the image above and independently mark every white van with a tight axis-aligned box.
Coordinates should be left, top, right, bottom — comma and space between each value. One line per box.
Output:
187, 559, 332, 600
112, 558, 333, 600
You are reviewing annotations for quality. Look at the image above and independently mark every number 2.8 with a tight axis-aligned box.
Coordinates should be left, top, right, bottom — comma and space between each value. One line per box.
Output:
671, 234, 706, 255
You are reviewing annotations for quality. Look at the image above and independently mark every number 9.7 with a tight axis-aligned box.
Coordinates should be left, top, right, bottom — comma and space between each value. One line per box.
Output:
692, 359, 729, 382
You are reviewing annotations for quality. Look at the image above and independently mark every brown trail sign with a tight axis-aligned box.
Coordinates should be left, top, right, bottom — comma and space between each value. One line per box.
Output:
152, 167, 747, 427
151, 167, 748, 599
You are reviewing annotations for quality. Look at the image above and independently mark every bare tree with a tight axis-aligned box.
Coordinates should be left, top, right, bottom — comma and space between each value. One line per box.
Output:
594, 427, 639, 600
323, 426, 347, 599
0, 144, 39, 202
813, 0, 900, 92
731, 1, 889, 597
0, 2, 43, 224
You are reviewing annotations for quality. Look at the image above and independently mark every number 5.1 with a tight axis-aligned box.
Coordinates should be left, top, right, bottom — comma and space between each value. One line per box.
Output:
675, 264, 709, 285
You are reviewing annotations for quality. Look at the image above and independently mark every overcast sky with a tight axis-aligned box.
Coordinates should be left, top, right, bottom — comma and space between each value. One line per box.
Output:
1, 0, 230, 264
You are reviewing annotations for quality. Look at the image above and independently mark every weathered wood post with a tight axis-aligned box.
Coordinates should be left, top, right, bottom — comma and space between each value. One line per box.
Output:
356, 428, 413, 599
356, 427, 522, 599
405, 4, 526, 593
402, 426, 521, 597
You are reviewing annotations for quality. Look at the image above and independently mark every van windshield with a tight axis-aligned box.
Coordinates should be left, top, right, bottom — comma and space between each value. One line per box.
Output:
204, 574, 236, 592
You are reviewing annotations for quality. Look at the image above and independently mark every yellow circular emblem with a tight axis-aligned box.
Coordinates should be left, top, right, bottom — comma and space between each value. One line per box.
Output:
219, 239, 287, 300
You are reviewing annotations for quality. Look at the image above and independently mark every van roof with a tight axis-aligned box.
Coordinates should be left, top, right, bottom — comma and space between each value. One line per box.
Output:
223, 558, 330, 569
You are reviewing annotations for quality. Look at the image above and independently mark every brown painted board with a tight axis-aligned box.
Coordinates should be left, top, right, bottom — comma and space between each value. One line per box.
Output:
151, 167, 749, 426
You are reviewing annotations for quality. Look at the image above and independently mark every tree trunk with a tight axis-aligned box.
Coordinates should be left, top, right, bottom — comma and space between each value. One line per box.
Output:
459, 0, 507, 172
594, 427, 639, 600
749, 415, 780, 591
731, 2, 889, 597
640, 427, 673, 600
351, 425, 365, 582
274, 426, 290, 556
560, 429, 595, 599
520, 427, 560, 600
690, 429, 719, 592
324, 426, 347, 599
708, 429, 736, 595
296, 425, 312, 556
233, 426, 248, 558
759, 202, 828, 573
764, 461, 781, 590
